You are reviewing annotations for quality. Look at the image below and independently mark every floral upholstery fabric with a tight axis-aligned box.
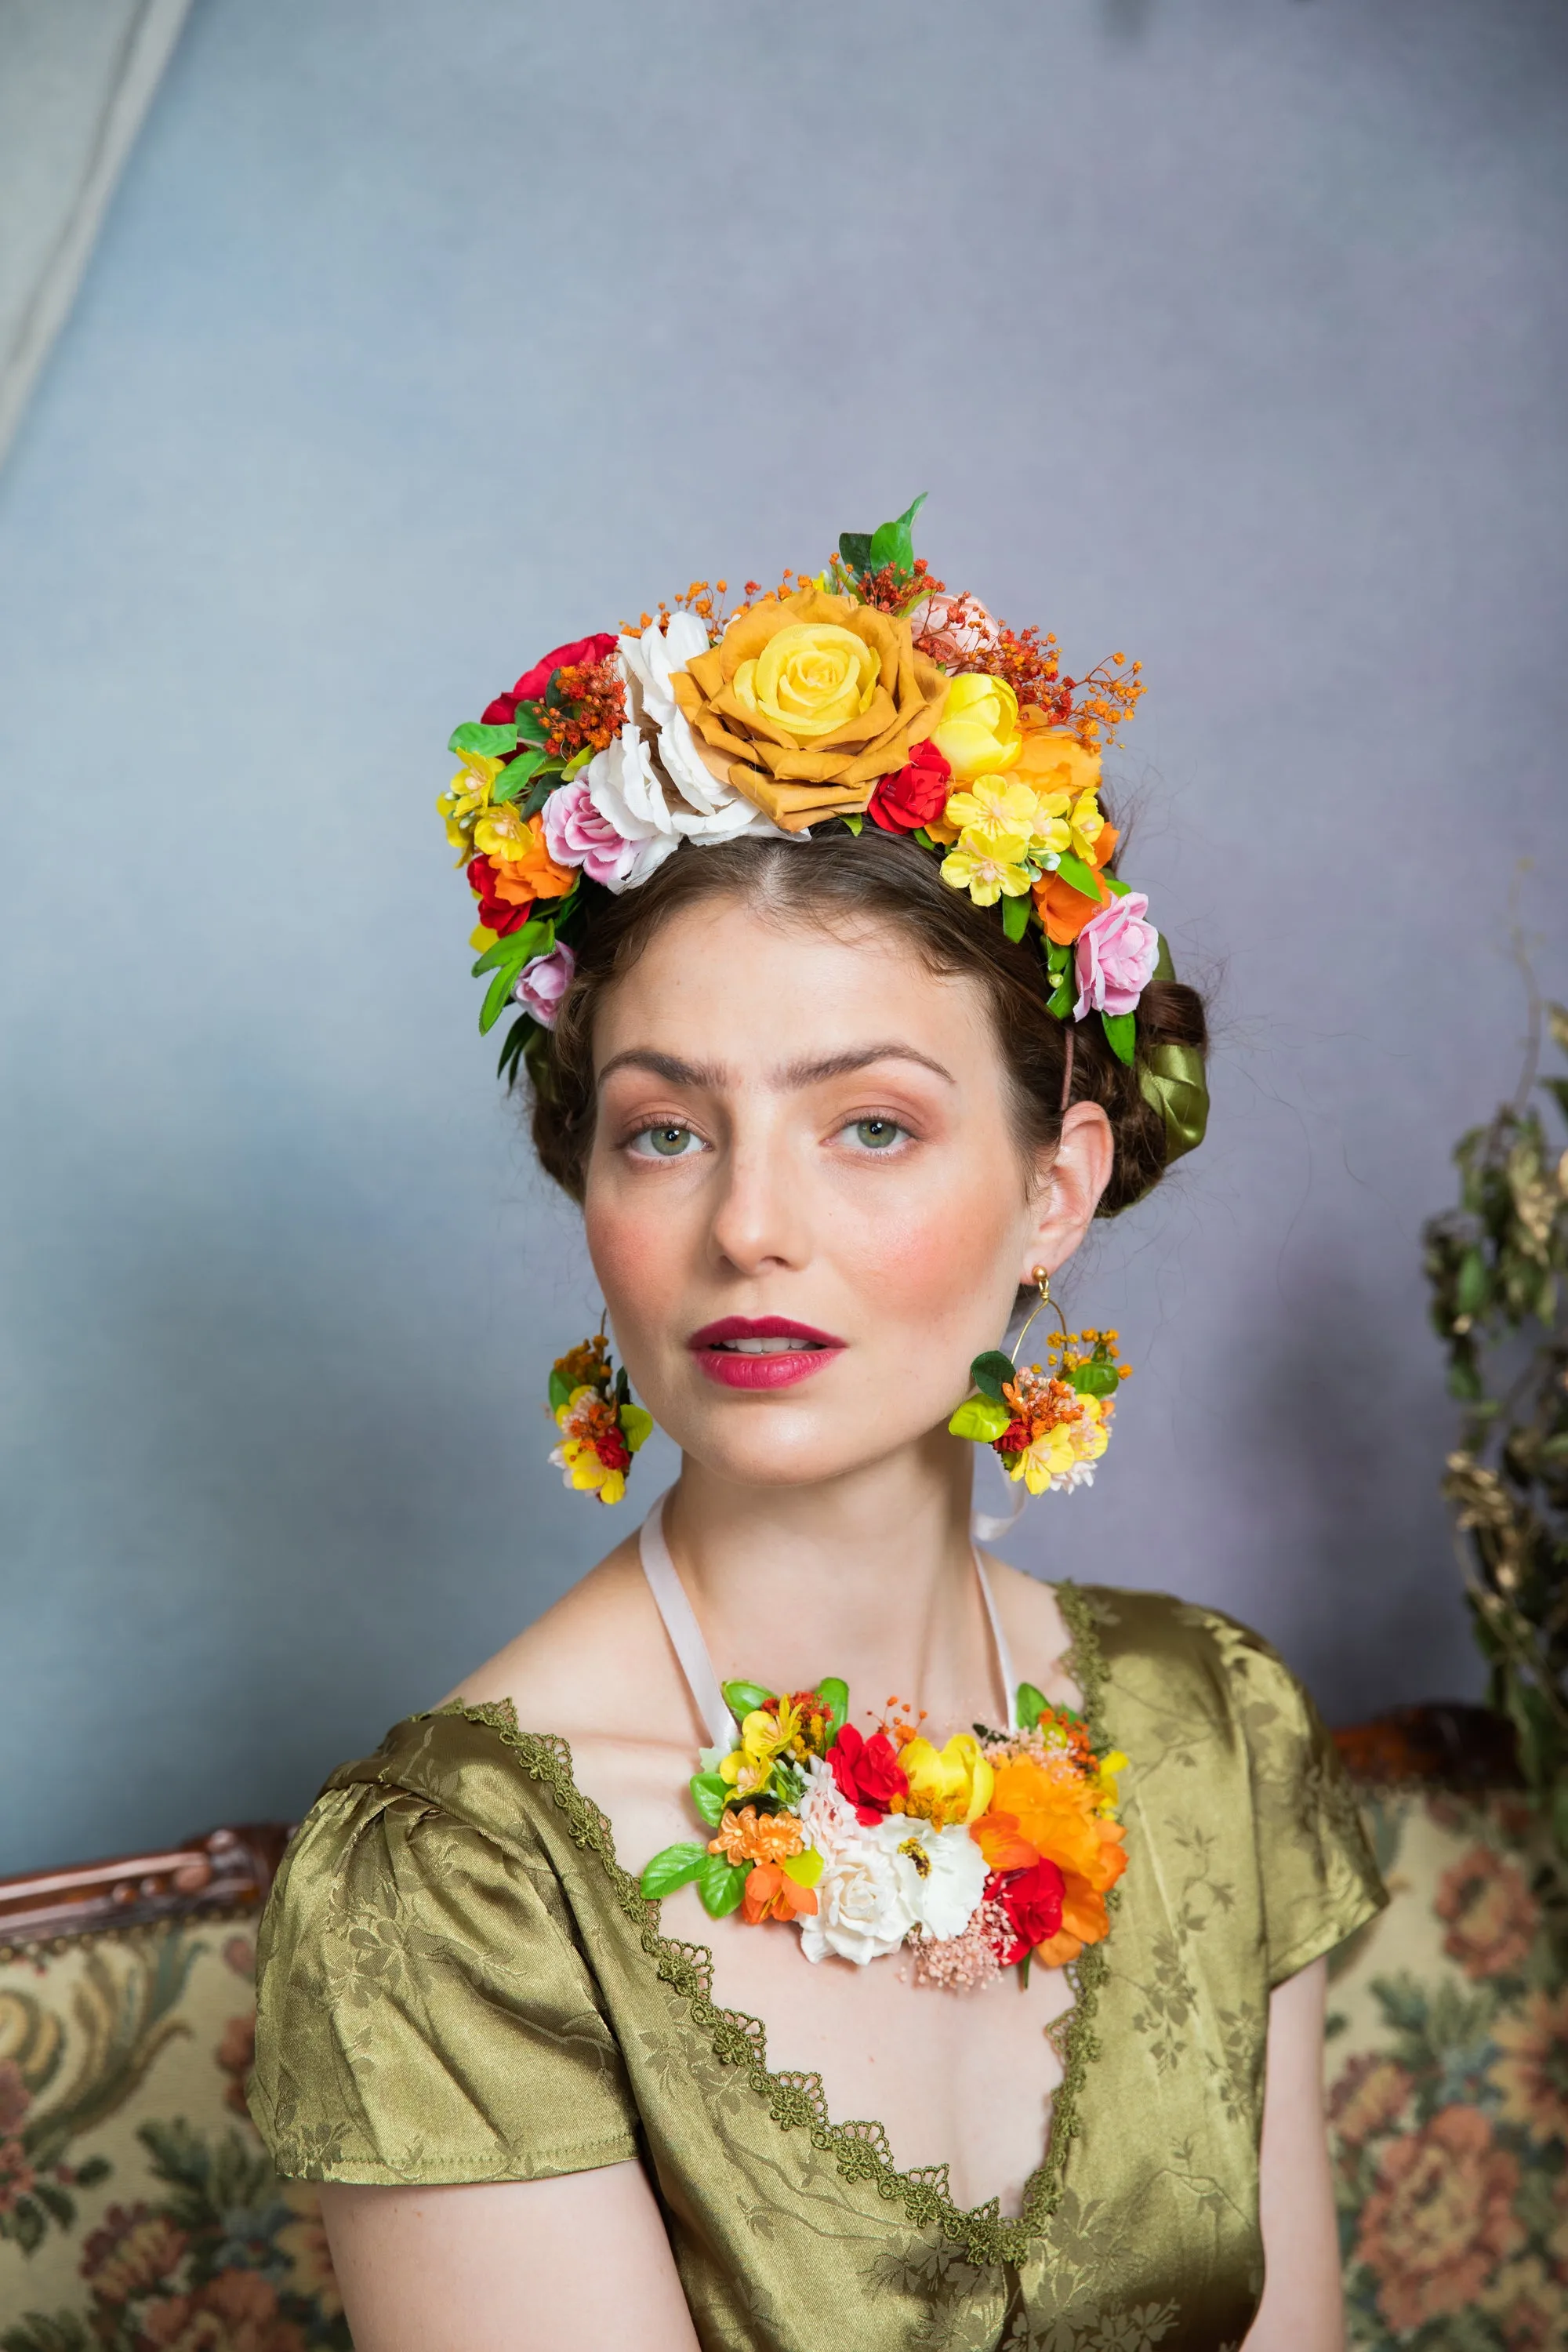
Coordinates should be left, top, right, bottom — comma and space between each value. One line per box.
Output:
1326, 1786, 1567, 2351
0, 1918, 344, 2352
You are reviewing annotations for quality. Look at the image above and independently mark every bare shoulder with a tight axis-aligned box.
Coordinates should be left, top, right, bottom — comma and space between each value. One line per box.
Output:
978, 1552, 1080, 1711
438, 1531, 680, 1743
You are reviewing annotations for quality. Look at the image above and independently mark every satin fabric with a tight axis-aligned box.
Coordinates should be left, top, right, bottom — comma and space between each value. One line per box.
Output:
251, 1587, 1384, 2350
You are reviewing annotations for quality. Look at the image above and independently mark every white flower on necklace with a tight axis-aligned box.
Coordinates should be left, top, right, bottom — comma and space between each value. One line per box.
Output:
880, 1812, 989, 1944
796, 1764, 914, 1966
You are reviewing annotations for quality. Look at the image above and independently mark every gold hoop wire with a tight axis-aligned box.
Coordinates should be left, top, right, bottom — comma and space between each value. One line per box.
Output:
1012, 1265, 1069, 1365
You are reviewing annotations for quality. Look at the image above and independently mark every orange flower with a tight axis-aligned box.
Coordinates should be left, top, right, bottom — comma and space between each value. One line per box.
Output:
742, 1861, 819, 1926
473, 808, 577, 902
708, 1806, 805, 1867
971, 1755, 1127, 1962
1033, 822, 1120, 946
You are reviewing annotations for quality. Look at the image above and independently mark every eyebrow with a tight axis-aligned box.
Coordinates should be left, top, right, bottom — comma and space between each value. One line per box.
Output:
596, 1044, 956, 1092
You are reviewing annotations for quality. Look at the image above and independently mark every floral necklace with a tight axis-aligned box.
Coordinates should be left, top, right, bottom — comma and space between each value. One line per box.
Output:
637, 1499, 1127, 1988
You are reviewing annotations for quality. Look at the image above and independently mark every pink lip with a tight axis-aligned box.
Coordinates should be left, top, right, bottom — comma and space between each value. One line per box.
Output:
688, 1315, 846, 1391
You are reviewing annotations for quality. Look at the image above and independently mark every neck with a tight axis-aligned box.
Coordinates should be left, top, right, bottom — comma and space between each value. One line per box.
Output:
660, 1432, 1007, 1736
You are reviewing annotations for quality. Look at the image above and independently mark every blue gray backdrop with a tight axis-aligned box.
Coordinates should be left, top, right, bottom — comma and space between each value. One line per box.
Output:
3, 0, 1566, 1877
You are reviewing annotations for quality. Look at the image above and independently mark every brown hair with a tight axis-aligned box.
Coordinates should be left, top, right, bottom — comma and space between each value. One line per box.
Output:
527, 828, 1205, 1216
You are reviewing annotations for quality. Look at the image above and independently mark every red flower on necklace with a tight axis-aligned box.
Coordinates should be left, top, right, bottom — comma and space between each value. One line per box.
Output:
988, 1859, 1066, 1965
828, 1724, 909, 1824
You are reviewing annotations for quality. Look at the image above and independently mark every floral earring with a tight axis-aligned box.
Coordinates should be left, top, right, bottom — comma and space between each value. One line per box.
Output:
548, 1323, 653, 1505
947, 1268, 1130, 1497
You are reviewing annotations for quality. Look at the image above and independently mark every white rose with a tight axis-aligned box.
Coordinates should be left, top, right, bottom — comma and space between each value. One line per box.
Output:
618, 615, 781, 840
796, 1764, 914, 1965
878, 1813, 989, 1943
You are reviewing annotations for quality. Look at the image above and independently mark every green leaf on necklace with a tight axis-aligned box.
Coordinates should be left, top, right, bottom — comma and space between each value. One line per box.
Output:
817, 1677, 848, 1736
689, 1773, 729, 1828
639, 1842, 707, 1898
722, 1680, 776, 1721
698, 1853, 749, 1918
1016, 1682, 1047, 1733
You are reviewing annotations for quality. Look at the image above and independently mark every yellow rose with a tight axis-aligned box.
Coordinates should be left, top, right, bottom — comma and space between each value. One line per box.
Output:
668, 586, 949, 832
897, 1733, 995, 1828
930, 673, 1022, 781
733, 622, 880, 740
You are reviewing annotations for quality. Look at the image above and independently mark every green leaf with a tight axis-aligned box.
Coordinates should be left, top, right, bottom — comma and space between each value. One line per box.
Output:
1001, 891, 1031, 943
816, 1675, 848, 1733
949, 1396, 1012, 1443
548, 1368, 572, 1411
1016, 1681, 1047, 1732
1047, 984, 1075, 1022
619, 1403, 654, 1453
838, 529, 874, 575
698, 1852, 750, 1917
970, 1349, 1018, 1401
689, 1773, 729, 1827
913, 826, 938, 851
722, 1680, 775, 1720
448, 720, 517, 758
480, 963, 521, 1035
842, 812, 863, 836
1447, 1356, 1485, 1403
1054, 850, 1105, 901
518, 767, 563, 820
1102, 871, 1131, 898
867, 492, 927, 577
1069, 1359, 1120, 1398
496, 1012, 533, 1083
1102, 1011, 1136, 1066
490, 747, 548, 804
514, 705, 548, 746
471, 920, 553, 978
640, 1842, 709, 1898
1455, 1249, 1489, 1316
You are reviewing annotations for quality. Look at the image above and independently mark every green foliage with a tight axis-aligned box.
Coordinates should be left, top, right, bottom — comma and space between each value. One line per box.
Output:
816, 1676, 848, 1734
640, 1842, 708, 1897
1422, 978, 1568, 1902
721, 1680, 775, 1719
689, 1773, 729, 1827
949, 1396, 1012, 1443
1001, 892, 1032, 944
838, 493, 927, 585
1100, 1011, 1136, 1068
697, 1852, 750, 1917
1016, 1681, 1047, 1733
968, 1350, 1018, 1402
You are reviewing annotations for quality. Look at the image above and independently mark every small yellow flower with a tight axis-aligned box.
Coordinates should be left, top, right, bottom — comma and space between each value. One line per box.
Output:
942, 774, 1040, 852
719, 1702, 800, 1795
1031, 787, 1105, 866
896, 1733, 996, 1828
437, 750, 504, 855
550, 1436, 626, 1506
941, 828, 1033, 908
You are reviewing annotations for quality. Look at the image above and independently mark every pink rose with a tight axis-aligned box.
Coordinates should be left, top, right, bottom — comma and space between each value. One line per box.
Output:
514, 942, 576, 1028
1074, 891, 1157, 1020
907, 592, 997, 665
542, 778, 642, 887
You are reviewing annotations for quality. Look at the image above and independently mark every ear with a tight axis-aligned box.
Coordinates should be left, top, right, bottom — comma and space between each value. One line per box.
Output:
1021, 1102, 1114, 1282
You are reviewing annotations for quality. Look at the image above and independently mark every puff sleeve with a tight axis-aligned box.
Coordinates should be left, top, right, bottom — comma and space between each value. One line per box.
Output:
249, 1738, 640, 2185
1206, 1613, 1388, 1986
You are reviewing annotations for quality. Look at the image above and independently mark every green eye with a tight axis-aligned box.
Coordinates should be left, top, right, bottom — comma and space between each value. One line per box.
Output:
852, 1117, 902, 1149
639, 1124, 695, 1157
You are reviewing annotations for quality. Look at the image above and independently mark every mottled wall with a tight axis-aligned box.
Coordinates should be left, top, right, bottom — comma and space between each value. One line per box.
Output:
2, 0, 1566, 1875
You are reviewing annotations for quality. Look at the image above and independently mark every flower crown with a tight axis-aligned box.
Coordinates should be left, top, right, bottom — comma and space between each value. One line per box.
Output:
438, 499, 1206, 1166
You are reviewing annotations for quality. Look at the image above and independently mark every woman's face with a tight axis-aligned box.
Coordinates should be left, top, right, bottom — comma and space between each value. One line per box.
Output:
583, 896, 1108, 1490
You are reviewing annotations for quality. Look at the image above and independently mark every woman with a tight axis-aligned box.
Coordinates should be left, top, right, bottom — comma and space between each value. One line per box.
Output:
251, 511, 1383, 2351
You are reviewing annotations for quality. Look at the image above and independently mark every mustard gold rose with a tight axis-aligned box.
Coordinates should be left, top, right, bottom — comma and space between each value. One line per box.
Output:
668, 586, 949, 831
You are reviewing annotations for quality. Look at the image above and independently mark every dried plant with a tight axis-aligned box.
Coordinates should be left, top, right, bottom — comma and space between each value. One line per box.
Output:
1423, 951, 1568, 1876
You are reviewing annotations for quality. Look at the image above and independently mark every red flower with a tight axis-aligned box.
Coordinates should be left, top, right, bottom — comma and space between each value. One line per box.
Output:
594, 1426, 631, 1473
828, 1724, 909, 1824
482, 633, 619, 726
466, 856, 534, 936
988, 1860, 1066, 1964
866, 739, 952, 833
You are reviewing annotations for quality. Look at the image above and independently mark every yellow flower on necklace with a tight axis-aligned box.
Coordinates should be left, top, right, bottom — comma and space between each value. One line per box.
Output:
941, 828, 1033, 908
436, 750, 504, 855
720, 1700, 802, 1795
942, 774, 1040, 854
895, 1733, 996, 1828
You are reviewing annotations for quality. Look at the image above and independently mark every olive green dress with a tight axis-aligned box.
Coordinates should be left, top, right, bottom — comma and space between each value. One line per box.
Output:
250, 1586, 1385, 2351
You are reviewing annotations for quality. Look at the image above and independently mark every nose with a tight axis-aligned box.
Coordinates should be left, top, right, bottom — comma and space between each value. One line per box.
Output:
706, 1119, 812, 1279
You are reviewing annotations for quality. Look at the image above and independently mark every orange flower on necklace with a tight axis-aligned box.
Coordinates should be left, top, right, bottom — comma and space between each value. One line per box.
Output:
971, 1752, 1127, 1964
708, 1806, 805, 1867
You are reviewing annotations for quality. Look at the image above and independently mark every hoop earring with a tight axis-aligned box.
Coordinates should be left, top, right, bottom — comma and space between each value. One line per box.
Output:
946, 1265, 1131, 1498
548, 1318, 653, 1505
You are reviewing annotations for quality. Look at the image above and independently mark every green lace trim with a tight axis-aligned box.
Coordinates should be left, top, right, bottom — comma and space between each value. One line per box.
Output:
428, 1577, 1113, 2272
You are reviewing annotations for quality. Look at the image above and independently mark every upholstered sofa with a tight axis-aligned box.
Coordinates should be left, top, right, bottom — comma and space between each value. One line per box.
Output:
1, 1708, 1561, 2352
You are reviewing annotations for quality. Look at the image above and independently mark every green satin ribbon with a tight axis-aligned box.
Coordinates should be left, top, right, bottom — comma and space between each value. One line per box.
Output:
1138, 936, 1209, 1170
